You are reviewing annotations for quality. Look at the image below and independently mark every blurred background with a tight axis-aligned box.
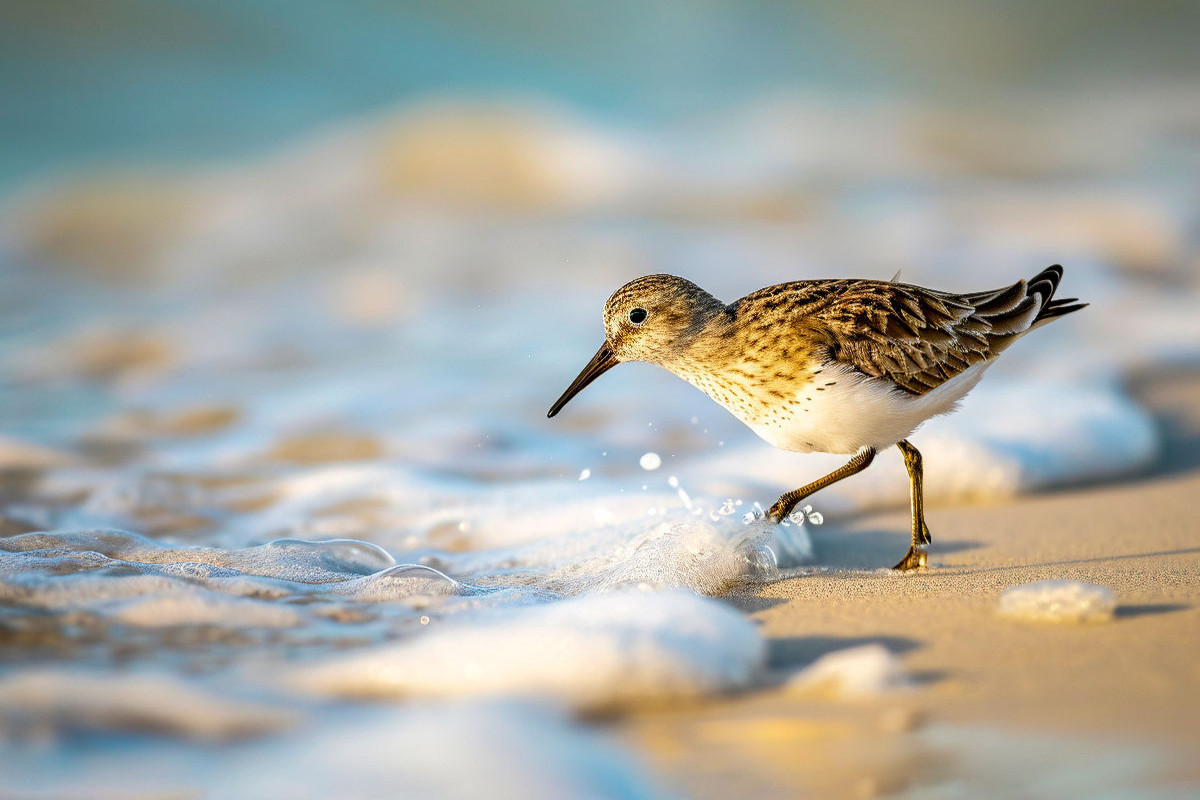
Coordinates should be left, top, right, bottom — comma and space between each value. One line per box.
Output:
1, 0, 1197, 478
1, 2, 1199, 798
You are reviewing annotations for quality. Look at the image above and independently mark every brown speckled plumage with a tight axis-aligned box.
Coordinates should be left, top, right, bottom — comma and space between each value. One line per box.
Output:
729, 264, 1083, 395
548, 265, 1085, 570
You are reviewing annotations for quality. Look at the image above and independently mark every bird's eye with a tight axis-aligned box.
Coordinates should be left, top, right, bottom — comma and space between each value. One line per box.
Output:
629, 308, 648, 325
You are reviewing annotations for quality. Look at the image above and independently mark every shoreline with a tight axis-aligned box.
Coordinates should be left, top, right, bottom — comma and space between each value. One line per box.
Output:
613, 369, 1200, 798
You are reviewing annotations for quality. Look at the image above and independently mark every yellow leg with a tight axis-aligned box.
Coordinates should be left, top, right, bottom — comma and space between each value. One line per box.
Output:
893, 439, 930, 571
768, 446, 876, 522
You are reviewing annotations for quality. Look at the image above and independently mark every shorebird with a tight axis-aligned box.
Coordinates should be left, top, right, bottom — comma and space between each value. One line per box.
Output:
548, 266, 1085, 570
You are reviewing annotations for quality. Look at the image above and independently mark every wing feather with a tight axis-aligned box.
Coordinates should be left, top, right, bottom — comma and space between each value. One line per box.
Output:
733, 265, 1083, 396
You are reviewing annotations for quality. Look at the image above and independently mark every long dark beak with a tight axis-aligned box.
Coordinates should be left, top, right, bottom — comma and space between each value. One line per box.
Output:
547, 342, 619, 418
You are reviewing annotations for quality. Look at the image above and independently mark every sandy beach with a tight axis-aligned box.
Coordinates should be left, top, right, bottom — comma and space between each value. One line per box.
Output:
3, 7, 1200, 795
614, 368, 1200, 798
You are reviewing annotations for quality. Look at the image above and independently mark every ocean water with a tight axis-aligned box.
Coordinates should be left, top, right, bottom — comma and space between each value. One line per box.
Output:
0, 88, 1198, 796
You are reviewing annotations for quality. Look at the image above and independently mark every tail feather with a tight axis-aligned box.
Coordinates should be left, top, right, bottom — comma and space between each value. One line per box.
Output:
1029, 264, 1087, 324
970, 280, 1028, 316
1037, 298, 1089, 321
966, 264, 1085, 346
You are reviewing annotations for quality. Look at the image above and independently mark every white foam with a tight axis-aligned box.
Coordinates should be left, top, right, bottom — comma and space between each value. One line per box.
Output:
0, 511, 792, 643
289, 590, 766, 711
0, 670, 297, 740
0, 529, 484, 634
998, 580, 1117, 624
0, 701, 670, 800
784, 644, 910, 697
211, 702, 669, 800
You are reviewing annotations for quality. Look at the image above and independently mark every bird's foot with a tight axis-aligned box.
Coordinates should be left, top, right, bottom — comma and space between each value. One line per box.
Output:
892, 544, 928, 571
766, 500, 790, 524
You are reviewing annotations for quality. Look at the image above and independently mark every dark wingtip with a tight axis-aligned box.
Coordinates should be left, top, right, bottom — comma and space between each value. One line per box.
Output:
1038, 301, 1088, 320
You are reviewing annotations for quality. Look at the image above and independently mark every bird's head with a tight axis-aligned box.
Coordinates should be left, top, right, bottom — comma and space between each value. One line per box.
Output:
547, 274, 725, 418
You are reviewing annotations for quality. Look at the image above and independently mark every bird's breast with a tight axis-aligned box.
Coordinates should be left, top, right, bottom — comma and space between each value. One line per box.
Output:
671, 361, 829, 450
673, 360, 978, 454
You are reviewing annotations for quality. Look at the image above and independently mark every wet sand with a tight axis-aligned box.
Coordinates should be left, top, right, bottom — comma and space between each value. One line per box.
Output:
616, 369, 1200, 798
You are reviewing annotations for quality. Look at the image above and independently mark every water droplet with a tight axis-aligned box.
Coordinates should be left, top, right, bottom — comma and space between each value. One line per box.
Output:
420, 615, 430, 625
807, 511, 824, 525
676, 487, 693, 510
578, 468, 591, 481
668, 475, 679, 488
639, 452, 662, 471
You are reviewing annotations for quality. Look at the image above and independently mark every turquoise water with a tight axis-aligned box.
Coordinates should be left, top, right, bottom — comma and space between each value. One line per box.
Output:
3, 1, 1199, 189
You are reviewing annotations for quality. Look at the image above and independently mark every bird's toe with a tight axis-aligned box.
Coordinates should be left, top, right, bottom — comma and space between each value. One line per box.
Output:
892, 545, 928, 572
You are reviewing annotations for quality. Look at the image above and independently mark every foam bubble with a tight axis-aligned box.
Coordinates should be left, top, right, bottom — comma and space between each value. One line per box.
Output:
785, 644, 910, 697
998, 580, 1117, 623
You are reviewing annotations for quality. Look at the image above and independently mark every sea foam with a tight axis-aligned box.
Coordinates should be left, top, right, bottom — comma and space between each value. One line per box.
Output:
0, 701, 670, 800
0, 669, 297, 740
997, 580, 1118, 624
289, 589, 767, 711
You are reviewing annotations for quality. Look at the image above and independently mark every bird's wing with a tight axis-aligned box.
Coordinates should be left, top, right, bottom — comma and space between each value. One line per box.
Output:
742, 267, 1072, 396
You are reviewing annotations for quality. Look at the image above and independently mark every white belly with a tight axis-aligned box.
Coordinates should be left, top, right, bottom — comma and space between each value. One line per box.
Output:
740, 361, 993, 454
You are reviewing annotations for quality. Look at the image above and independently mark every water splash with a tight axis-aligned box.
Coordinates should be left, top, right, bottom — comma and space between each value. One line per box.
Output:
667, 475, 693, 510
638, 452, 662, 471
785, 504, 825, 526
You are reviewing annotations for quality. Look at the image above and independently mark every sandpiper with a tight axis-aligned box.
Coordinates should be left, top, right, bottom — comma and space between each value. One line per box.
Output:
548, 266, 1085, 570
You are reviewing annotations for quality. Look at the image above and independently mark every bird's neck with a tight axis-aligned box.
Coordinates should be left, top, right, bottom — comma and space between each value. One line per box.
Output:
655, 305, 739, 378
